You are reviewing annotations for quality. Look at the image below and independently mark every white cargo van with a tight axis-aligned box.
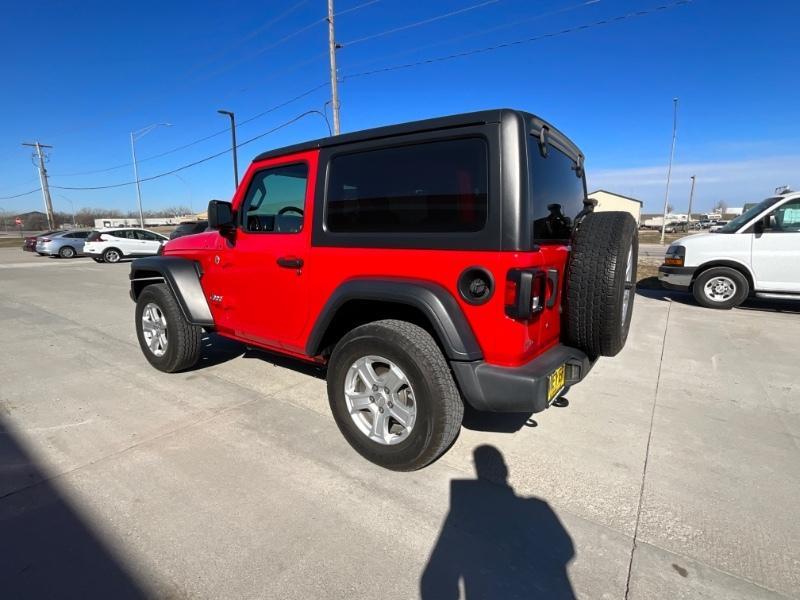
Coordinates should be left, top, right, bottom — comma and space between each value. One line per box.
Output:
658, 191, 800, 308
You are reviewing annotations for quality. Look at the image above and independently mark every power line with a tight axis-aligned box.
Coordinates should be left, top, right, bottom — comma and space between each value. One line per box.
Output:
51, 110, 326, 191
198, 0, 380, 83
0, 188, 41, 200
343, 0, 603, 72
343, 0, 503, 47
51, 82, 329, 178
342, 0, 692, 81
45, 1, 373, 141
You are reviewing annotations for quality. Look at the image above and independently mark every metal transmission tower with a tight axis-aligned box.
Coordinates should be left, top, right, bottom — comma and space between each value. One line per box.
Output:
23, 142, 56, 229
327, 0, 341, 135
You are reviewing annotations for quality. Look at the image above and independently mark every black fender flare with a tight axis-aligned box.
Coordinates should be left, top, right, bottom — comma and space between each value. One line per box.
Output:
305, 278, 482, 361
129, 256, 214, 327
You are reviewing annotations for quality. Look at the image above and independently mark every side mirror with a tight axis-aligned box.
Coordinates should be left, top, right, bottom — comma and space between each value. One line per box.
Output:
208, 200, 234, 233
753, 220, 764, 235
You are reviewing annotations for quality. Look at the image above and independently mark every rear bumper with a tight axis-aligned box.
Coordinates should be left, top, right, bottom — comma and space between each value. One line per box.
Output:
451, 344, 594, 413
658, 265, 695, 290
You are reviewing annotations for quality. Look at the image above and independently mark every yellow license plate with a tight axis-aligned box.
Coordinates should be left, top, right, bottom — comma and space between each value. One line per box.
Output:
547, 364, 566, 402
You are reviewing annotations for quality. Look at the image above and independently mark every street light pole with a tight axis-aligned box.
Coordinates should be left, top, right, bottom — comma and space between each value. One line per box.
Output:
130, 123, 171, 228
686, 175, 696, 230
660, 97, 679, 245
130, 132, 144, 227
217, 110, 239, 189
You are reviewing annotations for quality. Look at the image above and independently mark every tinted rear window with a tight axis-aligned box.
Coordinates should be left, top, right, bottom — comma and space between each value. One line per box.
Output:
529, 141, 585, 241
325, 138, 488, 233
86, 231, 103, 241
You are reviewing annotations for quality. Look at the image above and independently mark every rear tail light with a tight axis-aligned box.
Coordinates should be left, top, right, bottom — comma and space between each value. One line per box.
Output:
505, 268, 546, 320
41, 238, 52, 243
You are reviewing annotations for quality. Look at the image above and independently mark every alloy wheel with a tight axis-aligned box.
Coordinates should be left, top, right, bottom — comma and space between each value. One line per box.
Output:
344, 355, 417, 445
621, 245, 634, 324
141, 302, 168, 357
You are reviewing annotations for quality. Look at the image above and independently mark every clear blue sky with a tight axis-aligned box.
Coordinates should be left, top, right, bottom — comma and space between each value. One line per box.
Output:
1, 0, 798, 215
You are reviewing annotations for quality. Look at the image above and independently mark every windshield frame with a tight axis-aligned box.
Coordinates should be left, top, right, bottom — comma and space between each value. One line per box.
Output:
716, 196, 784, 233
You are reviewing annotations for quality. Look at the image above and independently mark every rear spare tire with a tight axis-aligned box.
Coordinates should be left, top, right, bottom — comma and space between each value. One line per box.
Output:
564, 211, 638, 358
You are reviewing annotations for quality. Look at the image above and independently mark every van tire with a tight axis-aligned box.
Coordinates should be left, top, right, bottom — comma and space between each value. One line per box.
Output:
564, 211, 638, 358
692, 267, 749, 309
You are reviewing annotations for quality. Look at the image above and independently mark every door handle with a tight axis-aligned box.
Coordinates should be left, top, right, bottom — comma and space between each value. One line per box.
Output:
277, 256, 303, 269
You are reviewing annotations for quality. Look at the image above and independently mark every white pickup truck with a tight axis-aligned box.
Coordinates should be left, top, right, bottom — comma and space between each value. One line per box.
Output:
658, 191, 800, 308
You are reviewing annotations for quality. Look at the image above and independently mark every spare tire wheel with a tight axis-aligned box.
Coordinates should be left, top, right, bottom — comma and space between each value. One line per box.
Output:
563, 211, 638, 358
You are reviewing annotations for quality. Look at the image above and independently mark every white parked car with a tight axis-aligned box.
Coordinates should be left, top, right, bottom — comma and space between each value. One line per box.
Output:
659, 191, 800, 308
83, 228, 168, 263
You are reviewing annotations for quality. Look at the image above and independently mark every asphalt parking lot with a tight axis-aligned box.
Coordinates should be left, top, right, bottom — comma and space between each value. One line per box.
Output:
1, 247, 798, 599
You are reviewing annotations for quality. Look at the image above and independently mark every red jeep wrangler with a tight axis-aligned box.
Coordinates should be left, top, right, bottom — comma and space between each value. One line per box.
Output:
130, 109, 637, 470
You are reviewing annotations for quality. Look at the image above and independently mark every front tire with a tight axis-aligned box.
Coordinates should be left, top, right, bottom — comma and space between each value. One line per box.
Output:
692, 267, 749, 309
327, 320, 463, 471
135, 283, 202, 372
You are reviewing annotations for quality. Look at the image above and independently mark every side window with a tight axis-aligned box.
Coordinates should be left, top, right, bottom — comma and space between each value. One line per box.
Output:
241, 163, 308, 233
134, 230, 159, 241
765, 199, 800, 233
326, 138, 488, 233
110, 230, 126, 238
63, 233, 77, 238
74, 231, 91, 239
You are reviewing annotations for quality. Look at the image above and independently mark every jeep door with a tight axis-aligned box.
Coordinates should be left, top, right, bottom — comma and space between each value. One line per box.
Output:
219, 151, 317, 351
751, 197, 800, 292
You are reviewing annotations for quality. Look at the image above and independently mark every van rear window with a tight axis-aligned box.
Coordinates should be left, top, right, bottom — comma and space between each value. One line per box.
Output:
325, 138, 488, 233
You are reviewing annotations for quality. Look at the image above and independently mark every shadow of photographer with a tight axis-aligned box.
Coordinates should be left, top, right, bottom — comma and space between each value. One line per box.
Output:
420, 445, 575, 599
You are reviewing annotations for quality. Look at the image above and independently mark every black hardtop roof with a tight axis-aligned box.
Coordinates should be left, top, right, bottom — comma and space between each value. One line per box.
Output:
253, 108, 583, 162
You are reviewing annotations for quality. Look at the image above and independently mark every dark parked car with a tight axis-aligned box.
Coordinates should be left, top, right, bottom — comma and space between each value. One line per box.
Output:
23, 230, 62, 253
169, 221, 208, 240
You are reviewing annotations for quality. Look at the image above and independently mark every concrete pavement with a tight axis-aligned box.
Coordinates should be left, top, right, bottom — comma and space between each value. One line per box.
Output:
1, 248, 798, 599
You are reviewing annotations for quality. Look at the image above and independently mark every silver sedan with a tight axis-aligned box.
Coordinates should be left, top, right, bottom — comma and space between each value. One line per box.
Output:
36, 230, 95, 258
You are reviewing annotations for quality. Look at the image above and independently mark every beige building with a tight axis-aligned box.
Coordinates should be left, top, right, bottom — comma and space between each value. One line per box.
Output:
588, 190, 643, 225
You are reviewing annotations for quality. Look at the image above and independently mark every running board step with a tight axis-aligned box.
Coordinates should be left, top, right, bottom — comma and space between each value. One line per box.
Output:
755, 292, 800, 300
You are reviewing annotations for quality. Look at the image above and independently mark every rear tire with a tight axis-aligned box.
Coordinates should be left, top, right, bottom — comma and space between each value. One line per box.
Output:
564, 211, 638, 358
103, 248, 122, 263
135, 283, 202, 372
59, 246, 76, 259
692, 267, 748, 309
327, 319, 463, 471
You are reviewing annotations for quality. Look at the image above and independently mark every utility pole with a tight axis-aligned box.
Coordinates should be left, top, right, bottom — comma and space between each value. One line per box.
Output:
660, 97, 679, 244
327, 0, 341, 135
217, 110, 239, 189
686, 175, 696, 230
23, 142, 56, 229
